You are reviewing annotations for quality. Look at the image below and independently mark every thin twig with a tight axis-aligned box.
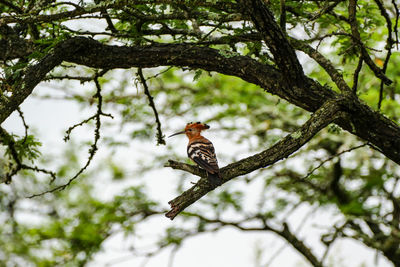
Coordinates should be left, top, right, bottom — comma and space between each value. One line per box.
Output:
348, 0, 392, 86
137, 68, 166, 145
16, 107, 28, 143
289, 38, 352, 93
302, 143, 368, 180
21, 164, 57, 183
310, 0, 343, 21
183, 212, 323, 267
320, 221, 348, 263
44, 74, 94, 83
393, 0, 399, 49
0, 127, 56, 184
0, 0, 24, 13
263, 205, 317, 266
64, 115, 96, 142
27, 71, 112, 198
100, 8, 118, 34
0, 127, 22, 184
374, 0, 394, 110
352, 56, 363, 93
168, 245, 180, 267
377, 47, 392, 110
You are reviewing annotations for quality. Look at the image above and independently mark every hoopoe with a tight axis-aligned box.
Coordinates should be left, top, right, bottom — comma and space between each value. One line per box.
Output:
169, 122, 222, 186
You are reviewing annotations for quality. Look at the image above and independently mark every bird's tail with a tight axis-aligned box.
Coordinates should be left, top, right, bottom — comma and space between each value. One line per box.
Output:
207, 172, 222, 186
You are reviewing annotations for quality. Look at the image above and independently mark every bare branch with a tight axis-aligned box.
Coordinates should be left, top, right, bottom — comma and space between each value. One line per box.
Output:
301, 143, 368, 180
16, 107, 28, 143
320, 221, 348, 264
290, 38, 352, 94
393, 0, 399, 49
183, 212, 324, 267
165, 99, 344, 219
352, 56, 363, 93
0, 1, 238, 26
240, 0, 307, 85
27, 72, 113, 197
137, 68, 165, 146
263, 206, 317, 266
2, 37, 400, 165
21, 164, 57, 183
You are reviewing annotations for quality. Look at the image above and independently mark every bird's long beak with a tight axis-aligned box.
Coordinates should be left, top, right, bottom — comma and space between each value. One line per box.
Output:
168, 130, 186, 138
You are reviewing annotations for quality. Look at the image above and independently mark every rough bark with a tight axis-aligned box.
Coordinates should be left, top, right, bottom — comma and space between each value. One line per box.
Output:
1, 37, 399, 166
165, 99, 345, 219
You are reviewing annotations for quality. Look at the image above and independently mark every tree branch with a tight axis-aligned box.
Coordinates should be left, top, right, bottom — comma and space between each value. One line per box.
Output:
278, 222, 324, 267
183, 212, 324, 267
373, 0, 394, 110
0, 1, 238, 26
393, 0, 400, 49
301, 143, 368, 181
352, 56, 363, 93
0, 26, 34, 60
0, 127, 57, 184
27, 73, 112, 197
0, 0, 24, 13
137, 68, 165, 145
348, 0, 392, 86
289, 38, 352, 94
240, 0, 307, 86
164, 99, 344, 219
2, 37, 400, 165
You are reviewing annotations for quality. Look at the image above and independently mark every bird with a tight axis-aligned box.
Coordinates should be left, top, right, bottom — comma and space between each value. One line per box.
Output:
169, 122, 222, 186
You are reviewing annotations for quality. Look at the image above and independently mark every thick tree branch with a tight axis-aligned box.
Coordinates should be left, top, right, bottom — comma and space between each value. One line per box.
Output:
0, 25, 34, 60
0, 37, 326, 125
1, 37, 400, 166
164, 99, 344, 219
240, 0, 307, 85
0, 1, 238, 26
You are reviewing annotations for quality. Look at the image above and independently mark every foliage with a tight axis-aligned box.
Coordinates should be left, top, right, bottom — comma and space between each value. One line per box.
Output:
0, 0, 399, 266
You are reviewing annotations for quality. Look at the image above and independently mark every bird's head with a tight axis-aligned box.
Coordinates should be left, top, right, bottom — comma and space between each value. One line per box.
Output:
169, 122, 210, 138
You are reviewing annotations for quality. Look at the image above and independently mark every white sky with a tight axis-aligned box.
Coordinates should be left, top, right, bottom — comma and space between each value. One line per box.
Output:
1, 4, 396, 266
3, 79, 393, 267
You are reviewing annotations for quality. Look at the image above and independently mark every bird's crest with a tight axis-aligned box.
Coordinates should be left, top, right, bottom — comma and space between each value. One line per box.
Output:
185, 121, 210, 131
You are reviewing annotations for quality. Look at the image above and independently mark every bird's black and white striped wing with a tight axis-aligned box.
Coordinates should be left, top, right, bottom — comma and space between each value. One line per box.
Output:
187, 139, 219, 174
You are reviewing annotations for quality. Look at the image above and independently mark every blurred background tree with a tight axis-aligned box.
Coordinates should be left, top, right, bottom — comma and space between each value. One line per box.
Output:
0, 0, 399, 266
